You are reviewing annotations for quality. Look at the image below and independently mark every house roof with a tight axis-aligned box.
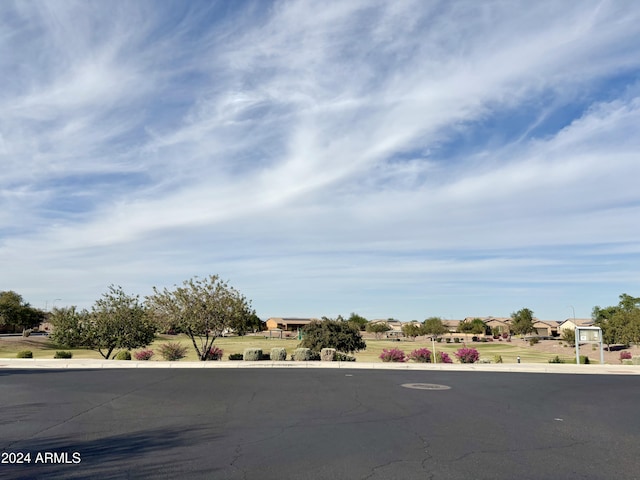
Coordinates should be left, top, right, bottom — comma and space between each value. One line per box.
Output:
558, 318, 594, 327
266, 317, 319, 324
534, 320, 560, 327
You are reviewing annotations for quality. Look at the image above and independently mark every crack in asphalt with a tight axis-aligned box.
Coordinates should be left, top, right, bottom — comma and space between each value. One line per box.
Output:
361, 459, 410, 480
3, 371, 182, 449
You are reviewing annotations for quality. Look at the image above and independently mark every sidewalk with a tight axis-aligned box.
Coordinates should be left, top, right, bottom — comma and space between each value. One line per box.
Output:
1, 358, 640, 374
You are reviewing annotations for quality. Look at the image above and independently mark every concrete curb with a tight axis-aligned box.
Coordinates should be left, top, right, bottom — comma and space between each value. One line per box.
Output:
1, 358, 640, 374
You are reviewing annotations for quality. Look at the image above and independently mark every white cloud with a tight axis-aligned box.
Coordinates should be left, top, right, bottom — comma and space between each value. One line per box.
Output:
1, 0, 639, 319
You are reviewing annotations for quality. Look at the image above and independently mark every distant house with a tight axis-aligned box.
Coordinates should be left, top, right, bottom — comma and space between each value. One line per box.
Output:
558, 318, 594, 334
533, 320, 560, 337
442, 319, 461, 333
265, 318, 319, 331
482, 317, 511, 334
386, 320, 403, 332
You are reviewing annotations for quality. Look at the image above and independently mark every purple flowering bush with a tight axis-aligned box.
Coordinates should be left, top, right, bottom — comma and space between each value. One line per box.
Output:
436, 351, 453, 363
134, 349, 154, 361
455, 347, 480, 364
409, 348, 432, 363
380, 348, 407, 362
620, 351, 632, 362
206, 346, 224, 360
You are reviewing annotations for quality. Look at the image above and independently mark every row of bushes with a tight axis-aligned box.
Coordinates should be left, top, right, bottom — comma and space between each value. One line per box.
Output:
379, 347, 460, 363
229, 347, 356, 362
14, 345, 356, 362
378, 348, 504, 364
548, 355, 591, 364
17, 350, 73, 359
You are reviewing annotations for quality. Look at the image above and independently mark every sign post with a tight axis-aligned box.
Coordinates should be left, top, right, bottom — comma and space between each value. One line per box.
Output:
575, 326, 604, 364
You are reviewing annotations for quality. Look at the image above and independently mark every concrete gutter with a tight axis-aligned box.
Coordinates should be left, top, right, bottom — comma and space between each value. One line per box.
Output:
1, 358, 639, 375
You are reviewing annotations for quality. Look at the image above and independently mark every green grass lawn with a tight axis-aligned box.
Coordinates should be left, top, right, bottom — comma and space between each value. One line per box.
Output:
0, 334, 578, 364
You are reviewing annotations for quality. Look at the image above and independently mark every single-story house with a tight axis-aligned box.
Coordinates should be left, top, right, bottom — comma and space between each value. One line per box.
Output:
483, 317, 512, 334
558, 318, 594, 334
440, 319, 461, 333
533, 320, 560, 337
265, 318, 320, 331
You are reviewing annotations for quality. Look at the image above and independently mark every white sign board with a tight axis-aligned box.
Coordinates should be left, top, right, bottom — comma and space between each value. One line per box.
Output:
579, 330, 600, 343
575, 326, 604, 364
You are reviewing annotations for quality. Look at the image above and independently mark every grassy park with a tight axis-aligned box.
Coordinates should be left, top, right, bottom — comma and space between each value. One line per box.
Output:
0, 333, 587, 364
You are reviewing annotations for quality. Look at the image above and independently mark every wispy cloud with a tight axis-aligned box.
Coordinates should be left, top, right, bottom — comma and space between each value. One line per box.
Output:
1, 0, 639, 319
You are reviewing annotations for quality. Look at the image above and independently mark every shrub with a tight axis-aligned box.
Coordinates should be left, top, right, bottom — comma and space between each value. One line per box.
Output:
577, 355, 590, 364
529, 337, 540, 346
379, 348, 406, 362
561, 329, 575, 346
335, 352, 356, 362
548, 355, 565, 364
620, 351, 632, 362
158, 342, 187, 361
455, 347, 480, 364
292, 348, 311, 361
115, 350, 132, 360
436, 351, 453, 363
54, 351, 73, 359
134, 349, 154, 361
471, 336, 479, 342
321, 348, 336, 362
262, 352, 271, 360
493, 355, 503, 364
243, 348, 262, 361
16, 350, 33, 358
299, 319, 366, 354
445, 338, 451, 343
228, 353, 243, 360
408, 348, 431, 363
454, 337, 460, 343
206, 346, 224, 360
436, 338, 442, 343
270, 347, 287, 361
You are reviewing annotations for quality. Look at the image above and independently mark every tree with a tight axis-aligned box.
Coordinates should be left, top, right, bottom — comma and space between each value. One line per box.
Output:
347, 312, 368, 331
0, 291, 45, 333
366, 321, 391, 339
510, 308, 535, 336
593, 294, 640, 348
48, 306, 91, 347
561, 328, 575, 347
86, 285, 156, 359
458, 318, 488, 335
422, 317, 447, 338
231, 312, 264, 336
298, 319, 366, 354
147, 275, 254, 361
402, 323, 422, 340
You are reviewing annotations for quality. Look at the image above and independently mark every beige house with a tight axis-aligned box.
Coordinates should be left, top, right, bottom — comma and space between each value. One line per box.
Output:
558, 318, 594, 334
368, 319, 404, 336
483, 317, 511, 334
265, 318, 319, 331
442, 319, 461, 332
532, 320, 560, 337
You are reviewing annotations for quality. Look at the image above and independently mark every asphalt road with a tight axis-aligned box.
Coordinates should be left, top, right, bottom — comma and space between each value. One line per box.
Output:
1, 368, 638, 479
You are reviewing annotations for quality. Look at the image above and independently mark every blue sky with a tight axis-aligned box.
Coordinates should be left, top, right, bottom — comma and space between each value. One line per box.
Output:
2, 0, 639, 321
